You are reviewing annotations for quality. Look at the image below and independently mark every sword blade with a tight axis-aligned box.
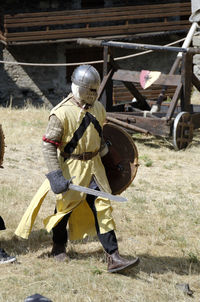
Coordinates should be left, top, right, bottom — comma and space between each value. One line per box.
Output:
68, 183, 127, 202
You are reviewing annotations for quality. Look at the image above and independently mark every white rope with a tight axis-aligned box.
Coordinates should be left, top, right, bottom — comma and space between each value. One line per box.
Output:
0, 33, 198, 67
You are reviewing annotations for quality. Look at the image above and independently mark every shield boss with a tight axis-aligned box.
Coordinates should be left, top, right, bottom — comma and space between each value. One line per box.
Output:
103, 123, 138, 195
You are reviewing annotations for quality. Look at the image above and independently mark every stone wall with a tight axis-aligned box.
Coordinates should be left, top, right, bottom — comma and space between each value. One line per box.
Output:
193, 34, 200, 80
191, 0, 200, 80
0, 43, 69, 108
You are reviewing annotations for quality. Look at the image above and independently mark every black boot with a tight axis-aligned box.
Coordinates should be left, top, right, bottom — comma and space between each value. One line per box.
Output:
51, 243, 68, 262
107, 250, 140, 273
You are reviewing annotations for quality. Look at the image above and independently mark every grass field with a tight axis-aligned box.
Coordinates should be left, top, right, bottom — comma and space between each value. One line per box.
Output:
0, 103, 200, 302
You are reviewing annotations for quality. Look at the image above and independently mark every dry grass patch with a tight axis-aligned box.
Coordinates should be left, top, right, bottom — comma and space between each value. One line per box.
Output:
0, 105, 200, 302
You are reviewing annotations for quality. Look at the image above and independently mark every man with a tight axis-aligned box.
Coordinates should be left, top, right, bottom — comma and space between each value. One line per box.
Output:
42, 64, 139, 273
0, 215, 16, 264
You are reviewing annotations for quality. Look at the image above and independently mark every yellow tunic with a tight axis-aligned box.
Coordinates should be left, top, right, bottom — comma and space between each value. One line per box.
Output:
15, 95, 116, 240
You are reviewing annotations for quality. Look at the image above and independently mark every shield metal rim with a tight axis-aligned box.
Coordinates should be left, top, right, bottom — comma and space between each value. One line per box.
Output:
103, 123, 139, 195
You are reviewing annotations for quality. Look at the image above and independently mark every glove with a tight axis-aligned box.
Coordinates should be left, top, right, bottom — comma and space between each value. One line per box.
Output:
46, 169, 70, 194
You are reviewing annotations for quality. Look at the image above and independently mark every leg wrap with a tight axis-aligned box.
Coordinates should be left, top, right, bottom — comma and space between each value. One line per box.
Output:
86, 179, 118, 254
52, 210, 71, 245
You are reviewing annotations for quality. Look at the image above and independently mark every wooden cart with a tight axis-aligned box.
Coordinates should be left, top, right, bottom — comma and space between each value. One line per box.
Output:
78, 38, 200, 150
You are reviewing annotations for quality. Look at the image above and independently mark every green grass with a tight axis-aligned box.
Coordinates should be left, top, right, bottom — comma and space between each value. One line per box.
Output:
0, 105, 200, 301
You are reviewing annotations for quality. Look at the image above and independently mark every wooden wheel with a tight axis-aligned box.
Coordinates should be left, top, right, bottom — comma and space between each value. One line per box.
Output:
172, 112, 193, 150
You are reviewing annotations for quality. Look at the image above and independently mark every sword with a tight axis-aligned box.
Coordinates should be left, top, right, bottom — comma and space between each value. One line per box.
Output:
67, 182, 127, 202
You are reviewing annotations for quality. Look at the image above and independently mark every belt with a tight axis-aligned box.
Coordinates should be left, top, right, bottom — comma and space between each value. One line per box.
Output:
61, 149, 100, 161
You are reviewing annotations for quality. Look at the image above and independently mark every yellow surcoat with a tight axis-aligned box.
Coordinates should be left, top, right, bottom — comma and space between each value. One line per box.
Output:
15, 95, 116, 240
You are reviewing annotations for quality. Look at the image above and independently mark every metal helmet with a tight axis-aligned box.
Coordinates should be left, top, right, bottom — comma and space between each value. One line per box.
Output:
71, 65, 101, 106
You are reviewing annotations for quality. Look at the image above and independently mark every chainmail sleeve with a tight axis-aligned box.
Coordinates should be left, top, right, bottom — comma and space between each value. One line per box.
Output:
42, 114, 64, 172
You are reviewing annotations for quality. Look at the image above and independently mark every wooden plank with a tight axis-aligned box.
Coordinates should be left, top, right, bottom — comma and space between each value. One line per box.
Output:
106, 112, 136, 123
122, 81, 150, 110
113, 85, 176, 102
106, 115, 149, 134
166, 81, 182, 120
5, 4, 190, 21
5, 20, 190, 42
102, 47, 115, 111
98, 68, 115, 110
3, 1, 190, 31
132, 116, 170, 137
4, 5, 190, 27
112, 70, 181, 87
114, 85, 176, 93
113, 90, 175, 99
2, 1, 190, 43
4, 2, 190, 20
4, 9, 191, 29
181, 53, 193, 112
108, 112, 170, 136
192, 73, 200, 91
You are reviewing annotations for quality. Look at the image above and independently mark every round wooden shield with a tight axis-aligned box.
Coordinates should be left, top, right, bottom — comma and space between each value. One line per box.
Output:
103, 123, 138, 195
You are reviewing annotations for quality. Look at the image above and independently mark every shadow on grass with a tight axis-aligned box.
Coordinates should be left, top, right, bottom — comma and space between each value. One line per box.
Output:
1, 230, 106, 255
0, 229, 52, 255
133, 129, 200, 151
133, 135, 174, 150
36, 251, 200, 278
135, 253, 200, 276
3, 232, 200, 277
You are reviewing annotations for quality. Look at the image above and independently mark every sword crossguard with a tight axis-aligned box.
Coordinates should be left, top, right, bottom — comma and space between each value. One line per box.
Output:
69, 176, 76, 184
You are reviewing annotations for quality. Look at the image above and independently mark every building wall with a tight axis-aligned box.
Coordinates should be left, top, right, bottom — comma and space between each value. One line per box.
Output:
0, 43, 69, 107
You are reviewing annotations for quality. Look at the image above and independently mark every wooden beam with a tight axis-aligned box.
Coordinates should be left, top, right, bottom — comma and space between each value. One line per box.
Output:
181, 52, 193, 112
166, 81, 183, 120
122, 81, 150, 110
192, 73, 200, 92
107, 113, 170, 136
112, 70, 181, 86
191, 113, 200, 129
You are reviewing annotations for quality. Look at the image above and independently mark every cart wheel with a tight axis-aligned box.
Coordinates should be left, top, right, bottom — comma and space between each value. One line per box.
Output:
0, 124, 5, 167
172, 112, 193, 151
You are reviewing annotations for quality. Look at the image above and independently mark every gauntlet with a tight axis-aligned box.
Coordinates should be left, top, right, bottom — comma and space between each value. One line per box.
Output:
46, 169, 70, 194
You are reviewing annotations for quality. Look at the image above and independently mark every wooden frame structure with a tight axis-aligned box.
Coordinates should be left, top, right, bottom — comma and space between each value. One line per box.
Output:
78, 38, 200, 150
